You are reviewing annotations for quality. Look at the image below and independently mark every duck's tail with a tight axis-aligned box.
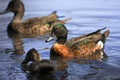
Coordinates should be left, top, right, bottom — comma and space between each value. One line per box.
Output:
100, 30, 110, 44
51, 11, 57, 14
95, 28, 110, 50
62, 18, 72, 24
48, 18, 71, 30
87, 27, 107, 36
51, 11, 65, 18
98, 27, 107, 31
47, 11, 58, 22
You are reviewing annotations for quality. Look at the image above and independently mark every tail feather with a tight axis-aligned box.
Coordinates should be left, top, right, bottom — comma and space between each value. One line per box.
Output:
87, 27, 107, 36
62, 18, 72, 24
47, 11, 58, 22
98, 27, 107, 31
51, 11, 57, 14
100, 30, 110, 43
103, 30, 110, 38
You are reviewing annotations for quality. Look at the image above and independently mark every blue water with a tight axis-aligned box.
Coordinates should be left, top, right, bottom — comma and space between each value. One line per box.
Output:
0, 0, 120, 80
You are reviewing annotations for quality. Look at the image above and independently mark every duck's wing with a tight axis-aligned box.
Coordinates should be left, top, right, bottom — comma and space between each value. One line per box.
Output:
22, 11, 71, 34
24, 11, 58, 25
65, 31, 101, 48
86, 27, 106, 36
41, 11, 58, 22
67, 30, 110, 57
65, 28, 109, 48
67, 36, 101, 57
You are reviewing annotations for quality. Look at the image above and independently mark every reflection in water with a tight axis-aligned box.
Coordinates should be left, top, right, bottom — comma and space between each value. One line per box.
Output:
13, 37, 24, 55
7, 31, 45, 55
7, 32, 24, 55
48, 50, 107, 80
7, 30, 51, 55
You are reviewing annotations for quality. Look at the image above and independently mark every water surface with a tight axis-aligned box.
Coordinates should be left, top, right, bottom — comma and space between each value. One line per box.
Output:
0, 0, 120, 80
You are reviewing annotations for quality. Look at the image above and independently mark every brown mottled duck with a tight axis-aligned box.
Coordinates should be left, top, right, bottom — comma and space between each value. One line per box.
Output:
46, 24, 110, 59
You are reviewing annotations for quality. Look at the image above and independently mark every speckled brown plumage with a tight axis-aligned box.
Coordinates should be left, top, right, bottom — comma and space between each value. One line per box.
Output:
47, 24, 110, 59
0, 0, 58, 35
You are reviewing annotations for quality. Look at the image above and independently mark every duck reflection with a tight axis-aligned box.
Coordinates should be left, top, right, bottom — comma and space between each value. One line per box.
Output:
7, 31, 24, 55
49, 50, 108, 80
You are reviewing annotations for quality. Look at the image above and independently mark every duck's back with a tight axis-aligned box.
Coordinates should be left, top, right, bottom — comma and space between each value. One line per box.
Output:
8, 9, 58, 34
65, 32, 101, 49
66, 29, 110, 57
23, 11, 58, 26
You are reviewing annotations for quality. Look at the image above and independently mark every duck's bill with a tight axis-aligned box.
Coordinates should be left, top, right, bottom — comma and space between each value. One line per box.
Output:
0, 10, 8, 14
45, 36, 54, 42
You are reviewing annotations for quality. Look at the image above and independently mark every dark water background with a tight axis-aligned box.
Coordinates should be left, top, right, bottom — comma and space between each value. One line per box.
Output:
0, 0, 120, 80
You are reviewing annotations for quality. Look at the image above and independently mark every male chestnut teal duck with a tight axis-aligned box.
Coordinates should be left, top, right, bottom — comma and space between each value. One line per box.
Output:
46, 24, 110, 58
21, 48, 54, 76
0, 0, 59, 35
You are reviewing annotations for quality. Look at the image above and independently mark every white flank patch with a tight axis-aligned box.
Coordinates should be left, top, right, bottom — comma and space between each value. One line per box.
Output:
97, 41, 104, 49
100, 51, 104, 59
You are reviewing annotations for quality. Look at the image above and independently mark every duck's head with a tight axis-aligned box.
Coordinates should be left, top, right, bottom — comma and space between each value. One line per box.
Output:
21, 48, 55, 76
0, 0, 25, 17
21, 48, 41, 64
46, 24, 68, 44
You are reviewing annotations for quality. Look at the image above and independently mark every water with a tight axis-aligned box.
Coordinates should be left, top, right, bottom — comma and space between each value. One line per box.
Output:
0, 0, 120, 80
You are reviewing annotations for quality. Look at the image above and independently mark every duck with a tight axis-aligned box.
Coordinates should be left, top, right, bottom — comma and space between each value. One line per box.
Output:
46, 24, 110, 58
0, 0, 60, 35
7, 17, 72, 38
21, 48, 55, 76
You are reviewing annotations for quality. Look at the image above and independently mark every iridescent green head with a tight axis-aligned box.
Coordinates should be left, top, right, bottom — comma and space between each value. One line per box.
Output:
53, 24, 67, 37
45, 24, 68, 44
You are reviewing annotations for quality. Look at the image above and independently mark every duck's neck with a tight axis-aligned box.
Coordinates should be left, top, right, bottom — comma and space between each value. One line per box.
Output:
56, 36, 67, 44
33, 54, 41, 62
11, 12, 24, 23
34, 57, 41, 62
